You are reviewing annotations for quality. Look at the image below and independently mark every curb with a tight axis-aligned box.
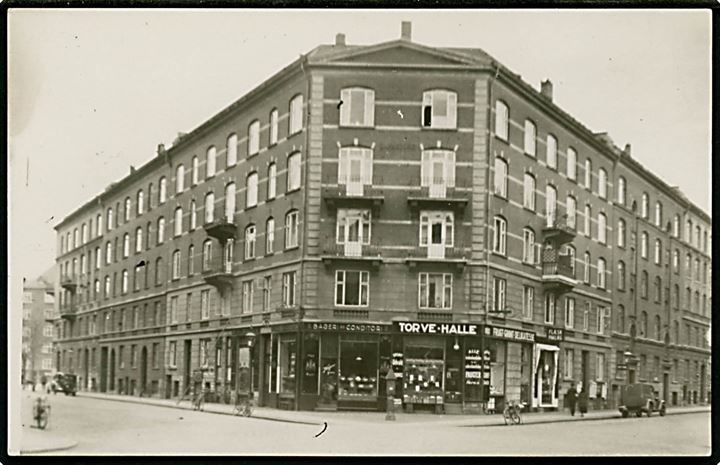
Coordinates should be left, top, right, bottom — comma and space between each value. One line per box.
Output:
463, 408, 709, 428
77, 393, 321, 426
20, 440, 79, 455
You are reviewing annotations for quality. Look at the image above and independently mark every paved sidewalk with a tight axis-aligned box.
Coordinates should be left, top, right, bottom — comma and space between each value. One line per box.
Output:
18, 427, 78, 454
77, 391, 710, 428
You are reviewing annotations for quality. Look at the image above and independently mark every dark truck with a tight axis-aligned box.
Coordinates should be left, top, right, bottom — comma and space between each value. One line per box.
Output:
51, 373, 77, 396
619, 383, 666, 418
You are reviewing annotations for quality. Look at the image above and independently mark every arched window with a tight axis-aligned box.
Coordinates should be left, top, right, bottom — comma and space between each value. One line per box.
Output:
640, 311, 648, 337
245, 224, 256, 259
269, 109, 279, 145
654, 276, 662, 303
617, 176, 626, 205
598, 168, 607, 199
545, 185, 557, 227
266, 217, 275, 254
617, 219, 626, 248
206, 146, 217, 178
121, 270, 128, 294
192, 156, 199, 185
654, 201, 663, 227
155, 257, 163, 285
654, 239, 662, 265
641, 192, 649, 219
616, 305, 625, 333
105, 241, 112, 264
566, 147, 577, 180
584, 159, 592, 190
188, 244, 195, 276
673, 249, 679, 272
673, 321, 679, 344
640, 231, 648, 258
267, 163, 277, 200
123, 233, 130, 258
174, 207, 183, 237
104, 276, 111, 298
564, 245, 576, 277
287, 152, 301, 191
673, 214, 680, 238
566, 196, 577, 230
583, 251, 591, 283
81, 223, 88, 244
522, 228, 535, 264
285, 210, 299, 249
289, 94, 304, 135
202, 240, 213, 271
124, 197, 131, 222
597, 258, 606, 289
597, 213, 607, 244
641, 271, 648, 298
493, 100, 509, 140
137, 190, 144, 215
617, 261, 626, 290
190, 199, 197, 230
673, 284, 680, 309
654, 315, 662, 340
135, 227, 143, 253
159, 177, 167, 204
523, 173, 536, 210
227, 133, 238, 167
246, 173, 258, 208
524, 119, 536, 156
172, 250, 181, 280
248, 121, 260, 156
107, 207, 114, 231
176, 164, 185, 194
146, 222, 152, 250
157, 217, 165, 244
205, 192, 215, 224
493, 157, 508, 197
546, 134, 558, 169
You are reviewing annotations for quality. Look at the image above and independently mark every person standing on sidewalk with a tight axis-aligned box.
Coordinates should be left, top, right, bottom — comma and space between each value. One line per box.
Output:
565, 384, 577, 416
578, 385, 589, 417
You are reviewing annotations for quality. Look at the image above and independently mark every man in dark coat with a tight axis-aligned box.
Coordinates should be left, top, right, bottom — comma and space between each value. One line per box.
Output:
578, 386, 589, 417
565, 384, 577, 416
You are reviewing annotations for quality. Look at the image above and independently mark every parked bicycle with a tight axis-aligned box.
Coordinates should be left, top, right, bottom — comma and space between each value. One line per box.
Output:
503, 400, 525, 425
32, 396, 51, 430
232, 391, 254, 417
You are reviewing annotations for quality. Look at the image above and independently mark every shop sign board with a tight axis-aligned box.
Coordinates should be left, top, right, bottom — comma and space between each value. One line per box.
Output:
392, 352, 404, 378
306, 322, 391, 333
464, 348, 483, 386
483, 325, 535, 343
545, 328, 565, 342
395, 322, 480, 335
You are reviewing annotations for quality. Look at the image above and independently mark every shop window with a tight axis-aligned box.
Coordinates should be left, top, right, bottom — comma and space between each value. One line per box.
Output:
278, 336, 297, 395
403, 338, 445, 406
339, 336, 379, 401
335, 270, 369, 307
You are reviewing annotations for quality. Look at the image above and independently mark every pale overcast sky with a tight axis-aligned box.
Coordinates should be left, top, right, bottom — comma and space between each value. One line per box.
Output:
8, 9, 711, 282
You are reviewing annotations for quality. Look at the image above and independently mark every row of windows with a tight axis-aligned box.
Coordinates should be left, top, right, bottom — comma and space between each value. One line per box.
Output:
494, 101, 607, 197
615, 308, 708, 348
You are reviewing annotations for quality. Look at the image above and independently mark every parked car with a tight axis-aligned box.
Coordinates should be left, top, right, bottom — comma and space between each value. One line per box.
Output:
50, 373, 77, 396
619, 383, 665, 418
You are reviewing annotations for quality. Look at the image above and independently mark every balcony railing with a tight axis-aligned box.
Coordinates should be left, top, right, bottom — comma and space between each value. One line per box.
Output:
541, 252, 576, 292
60, 274, 78, 292
407, 186, 469, 213
203, 218, 237, 242
406, 245, 468, 270
542, 213, 576, 245
320, 243, 383, 268
322, 185, 384, 212
202, 257, 233, 289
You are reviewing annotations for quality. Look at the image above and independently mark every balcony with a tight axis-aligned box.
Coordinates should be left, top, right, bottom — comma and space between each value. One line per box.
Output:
407, 185, 469, 214
405, 245, 468, 271
542, 213, 576, 246
60, 274, 78, 293
203, 218, 237, 242
321, 243, 383, 269
201, 258, 233, 289
323, 185, 384, 213
58, 304, 77, 321
541, 251, 577, 293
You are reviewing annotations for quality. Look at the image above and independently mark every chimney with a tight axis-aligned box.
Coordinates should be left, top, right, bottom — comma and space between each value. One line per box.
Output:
624, 143, 632, 157
401, 21, 412, 41
335, 33, 346, 46
540, 79, 553, 101
157, 143, 165, 156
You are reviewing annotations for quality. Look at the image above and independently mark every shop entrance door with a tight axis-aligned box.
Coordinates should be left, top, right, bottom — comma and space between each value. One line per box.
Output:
581, 351, 590, 390
108, 349, 115, 391
183, 340, 192, 395
534, 344, 559, 408
663, 373, 669, 403
99, 347, 108, 392
140, 346, 148, 395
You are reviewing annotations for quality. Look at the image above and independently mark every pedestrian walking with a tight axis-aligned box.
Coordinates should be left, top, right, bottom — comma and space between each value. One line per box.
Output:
578, 386, 589, 417
565, 384, 577, 416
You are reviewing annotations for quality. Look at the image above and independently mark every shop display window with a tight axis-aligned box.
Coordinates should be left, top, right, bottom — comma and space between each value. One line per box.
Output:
278, 336, 296, 395
319, 334, 339, 405
338, 339, 378, 399
403, 342, 444, 404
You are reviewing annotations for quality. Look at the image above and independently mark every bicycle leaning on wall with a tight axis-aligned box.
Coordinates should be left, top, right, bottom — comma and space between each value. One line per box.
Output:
502, 400, 525, 425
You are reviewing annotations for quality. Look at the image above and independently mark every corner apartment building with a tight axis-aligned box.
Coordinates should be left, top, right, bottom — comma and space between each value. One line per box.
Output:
52, 22, 710, 413
23, 267, 57, 385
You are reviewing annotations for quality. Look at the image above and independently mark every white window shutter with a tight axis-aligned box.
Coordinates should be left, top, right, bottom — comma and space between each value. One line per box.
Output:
447, 92, 457, 129
362, 149, 373, 185
421, 151, 430, 187
446, 151, 456, 187
365, 90, 375, 127
340, 89, 350, 126
338, 150, 348, 184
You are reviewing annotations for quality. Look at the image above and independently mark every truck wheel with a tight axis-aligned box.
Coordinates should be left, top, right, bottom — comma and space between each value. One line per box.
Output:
621, 411, 628, 418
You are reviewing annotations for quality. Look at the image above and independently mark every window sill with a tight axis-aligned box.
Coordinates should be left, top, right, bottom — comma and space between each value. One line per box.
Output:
266, 196, 276, 203
288, 129, 304, 138
339, 124, 375, 130
285, 245, 299, 251
423, 126, 458, 132
248, 151, 259, 158
245, 204, 258, 211
491, 251, 507, 258
286, 187, 301, 195
244, 256, 256, 262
